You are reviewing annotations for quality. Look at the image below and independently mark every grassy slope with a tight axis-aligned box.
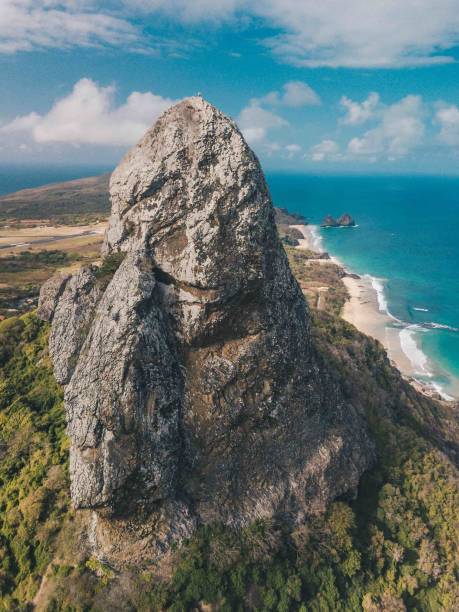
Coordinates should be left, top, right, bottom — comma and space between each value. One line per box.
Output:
0, 315, 69, 609
0, 175, 110, 223
0, 253, 457, 611
0, 251, 96, 319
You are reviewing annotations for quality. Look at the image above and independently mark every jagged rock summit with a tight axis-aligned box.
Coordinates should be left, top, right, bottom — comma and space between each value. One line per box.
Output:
39, 97, 373, 565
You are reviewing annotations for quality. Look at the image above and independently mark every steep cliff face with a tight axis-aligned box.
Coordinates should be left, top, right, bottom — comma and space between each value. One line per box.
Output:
39, 97, 374, 564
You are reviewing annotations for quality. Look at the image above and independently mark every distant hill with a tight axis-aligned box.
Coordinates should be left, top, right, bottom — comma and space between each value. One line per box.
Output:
0, 173, 110, 221
0, 173, 307, 226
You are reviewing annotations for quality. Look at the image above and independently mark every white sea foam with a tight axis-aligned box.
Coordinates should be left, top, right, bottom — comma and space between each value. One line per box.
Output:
399, 325, 432, 377
423, 322, 459, 332
370, 277, 388, 314
368, 276, 401, 323
430, 382, 455, 402
309, 225, 325, 252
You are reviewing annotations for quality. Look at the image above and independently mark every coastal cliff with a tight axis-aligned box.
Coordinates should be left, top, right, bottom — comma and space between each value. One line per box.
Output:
38, 97, 373, 564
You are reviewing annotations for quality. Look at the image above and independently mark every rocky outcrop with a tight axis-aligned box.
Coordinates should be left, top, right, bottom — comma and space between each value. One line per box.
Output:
337, 213, 356, 227
39, 97, 373, 565
36, 272, 70, 322
279, 226, 304, 246
321, 214, 339, 227
321, 213, 356, 227
274, 207, 307, 225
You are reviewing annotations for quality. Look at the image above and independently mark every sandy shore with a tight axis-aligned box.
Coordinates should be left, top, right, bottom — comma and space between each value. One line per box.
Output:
292, 224, 454, 401
290, 224, 324, 253
341, 275, 414, 374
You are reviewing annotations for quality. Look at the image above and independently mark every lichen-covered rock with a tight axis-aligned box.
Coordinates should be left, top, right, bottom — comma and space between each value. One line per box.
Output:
48, 266, 102, 385
39, 96, 374, 565
65, 251, 182, 513
37, 272, 70, 322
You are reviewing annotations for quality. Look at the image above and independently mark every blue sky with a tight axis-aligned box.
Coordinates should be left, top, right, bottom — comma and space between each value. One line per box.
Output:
2, 1, 459, 173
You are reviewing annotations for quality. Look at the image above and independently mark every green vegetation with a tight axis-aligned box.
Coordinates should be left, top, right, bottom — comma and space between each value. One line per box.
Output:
0, 258, 457, 609
286, 247, 348, 315
1, 250, 72, 272
0, 250, 81, 318
0, 174, 110, 223
0, 314, 69, 608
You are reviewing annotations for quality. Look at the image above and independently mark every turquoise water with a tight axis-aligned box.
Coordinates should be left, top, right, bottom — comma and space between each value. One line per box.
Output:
267, 174, 459, 399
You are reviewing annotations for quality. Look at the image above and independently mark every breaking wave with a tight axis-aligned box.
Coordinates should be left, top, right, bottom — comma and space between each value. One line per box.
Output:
399, 325, 433, 378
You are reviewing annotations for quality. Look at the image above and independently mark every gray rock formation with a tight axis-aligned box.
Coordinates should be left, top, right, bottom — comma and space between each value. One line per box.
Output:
321, 213, 356, 227
320, 214, 339, 227
38, 96, 374, 564
36, 272, 70, 322
337, 213, 356, 227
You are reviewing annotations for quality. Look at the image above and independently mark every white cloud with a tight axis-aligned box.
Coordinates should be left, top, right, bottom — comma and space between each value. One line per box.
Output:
347, 95, 425, 158
283, 143, 302, 159
255, 81, 320, 108
0, 1, 139, 54
340, 92, 380, 125
7, 2, 459, 68
124, 0, 459, 68
435, 103, 459, 145
1, 78, 175, 146
257, 1, 459, 68
239, 81, 318, 149
126, 0, 244, 22
237, 102, 288, 144
309, 139, 341, 162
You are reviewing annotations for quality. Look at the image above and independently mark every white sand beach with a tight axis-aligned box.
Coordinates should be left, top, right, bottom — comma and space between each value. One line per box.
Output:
291, 224, 453, 400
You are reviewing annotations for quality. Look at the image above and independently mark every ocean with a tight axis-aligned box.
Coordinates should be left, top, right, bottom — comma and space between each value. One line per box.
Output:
0, 165, 112, 196
268, 173, 459, 400
1, 167, 458, 399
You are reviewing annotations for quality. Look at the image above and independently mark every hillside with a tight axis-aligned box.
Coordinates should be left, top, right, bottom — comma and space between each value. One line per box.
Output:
0, 251, 457, 610
0, 174, 110, 223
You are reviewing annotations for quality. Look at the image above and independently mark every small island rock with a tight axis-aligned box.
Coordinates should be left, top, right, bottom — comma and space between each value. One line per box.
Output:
337, 213, 356, 226
321, 213, 356, 227
321, 214, 339, 227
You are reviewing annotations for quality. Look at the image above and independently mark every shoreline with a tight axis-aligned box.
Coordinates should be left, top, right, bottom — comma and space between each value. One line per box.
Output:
291, 224, 457, 402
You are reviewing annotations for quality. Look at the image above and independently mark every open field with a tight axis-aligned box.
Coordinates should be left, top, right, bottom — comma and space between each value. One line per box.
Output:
0, 222, 107, 318
0, 222, 106, 255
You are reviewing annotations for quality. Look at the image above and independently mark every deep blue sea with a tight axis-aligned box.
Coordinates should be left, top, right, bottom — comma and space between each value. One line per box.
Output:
1, 167, 458, 398
268, 173, 459, 399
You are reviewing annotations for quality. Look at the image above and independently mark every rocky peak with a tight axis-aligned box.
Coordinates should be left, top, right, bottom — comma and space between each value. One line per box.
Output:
39, 97, 373, 565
